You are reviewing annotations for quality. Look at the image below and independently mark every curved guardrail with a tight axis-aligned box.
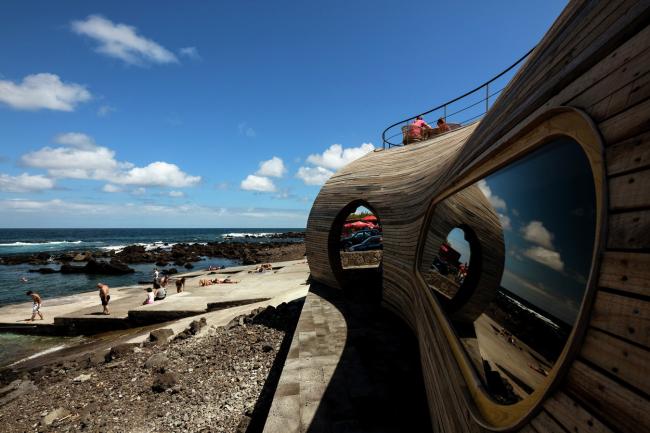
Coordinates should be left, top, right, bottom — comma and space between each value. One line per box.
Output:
381, 48, 535, 149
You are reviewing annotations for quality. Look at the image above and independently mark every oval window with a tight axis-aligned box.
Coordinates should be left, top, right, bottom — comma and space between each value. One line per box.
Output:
420, 137, 597, 406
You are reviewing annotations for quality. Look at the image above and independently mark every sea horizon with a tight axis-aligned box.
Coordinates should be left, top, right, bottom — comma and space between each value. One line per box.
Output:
0, 227, 306, 306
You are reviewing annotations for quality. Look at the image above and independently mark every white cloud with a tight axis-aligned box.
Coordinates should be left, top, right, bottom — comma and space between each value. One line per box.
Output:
21, 133, 200, 188
117, 162, 201, 188
102, 184, 121, 193
97, 105, 115, 117
522, 220, 554, 249
306, 142, 374, 170
240, 174, 276, 192
238, 122, 256, 138
477, 179, 506, 210
131, 187, 146, 196
21, 140, 121, 180
295, 166, 334, 186
0, 73, 91, 111
498, 213, 511, 230
179, 46, 201, 60
0, 199, 308, 224
256, 157, 286, 178
169, 190, 184, 197
71, 15, 178, 66
523, 246, 565, 272
54, 132, 97, 150
0, 173, 55, 192
295, 142, 374, 186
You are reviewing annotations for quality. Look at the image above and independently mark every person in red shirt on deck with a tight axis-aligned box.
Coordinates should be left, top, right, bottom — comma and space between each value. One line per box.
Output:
407, 116, 432, 143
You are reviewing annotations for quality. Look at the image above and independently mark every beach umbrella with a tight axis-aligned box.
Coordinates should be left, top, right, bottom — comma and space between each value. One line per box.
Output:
344, 221, 372, 230
361, 215, 378, 222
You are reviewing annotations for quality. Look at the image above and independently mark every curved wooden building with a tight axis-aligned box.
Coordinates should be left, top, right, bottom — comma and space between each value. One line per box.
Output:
305, 1, 650, 431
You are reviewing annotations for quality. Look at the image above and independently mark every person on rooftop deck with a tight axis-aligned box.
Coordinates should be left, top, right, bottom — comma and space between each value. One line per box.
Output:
437, 117, 451, 133
407, 116, 432, 142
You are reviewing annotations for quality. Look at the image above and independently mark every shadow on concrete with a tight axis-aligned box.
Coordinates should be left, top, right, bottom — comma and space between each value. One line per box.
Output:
249, 280, 432, 433
246, 297, 306, 433
304, 283, 432, 433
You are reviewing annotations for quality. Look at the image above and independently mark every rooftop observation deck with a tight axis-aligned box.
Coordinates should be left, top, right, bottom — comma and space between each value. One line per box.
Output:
380, 48, 533, 150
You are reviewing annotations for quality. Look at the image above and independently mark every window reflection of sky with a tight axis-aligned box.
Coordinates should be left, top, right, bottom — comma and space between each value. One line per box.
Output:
480, 138, 596, 325
447, 228, 471, 264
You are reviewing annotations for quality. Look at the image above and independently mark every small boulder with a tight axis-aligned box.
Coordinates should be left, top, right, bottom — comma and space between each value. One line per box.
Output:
80, 351, 107, 367
184, 262, 194, 269
152, 372, 177, 393
41, 407, 70, 427
107, 343, 138, 361
28, 267, 58, 274
189, 317, 207, 334
73, 373, 92, 383
144, 353, 168, 371
149, 328, 174, 345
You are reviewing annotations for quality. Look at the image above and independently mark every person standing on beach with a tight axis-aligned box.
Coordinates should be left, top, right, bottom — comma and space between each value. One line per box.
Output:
97, 283, 110, 315
153, 268, 160, 284
26, 291, 43, 321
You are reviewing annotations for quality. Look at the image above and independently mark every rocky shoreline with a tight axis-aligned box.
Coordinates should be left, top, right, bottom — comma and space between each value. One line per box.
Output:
1, 237, 306, 275
0, 300, 304, 433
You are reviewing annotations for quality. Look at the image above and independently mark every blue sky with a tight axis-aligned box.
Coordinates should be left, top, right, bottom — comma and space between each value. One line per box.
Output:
0, 0, 567, 228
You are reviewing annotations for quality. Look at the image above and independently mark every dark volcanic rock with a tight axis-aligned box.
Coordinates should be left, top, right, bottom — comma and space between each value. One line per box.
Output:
28, 267, 58, 274
107, 343, 139, 361
183, 262, 194, 269
1, 238, 305, 270
161, 268, 177, 275
152, 372, 177, 392
60, 259, 134, 275
149, 329, 174, 345
144, 353, 168, 371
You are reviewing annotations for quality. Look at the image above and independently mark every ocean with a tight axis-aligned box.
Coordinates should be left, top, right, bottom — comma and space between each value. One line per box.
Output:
0, 228, 304, 305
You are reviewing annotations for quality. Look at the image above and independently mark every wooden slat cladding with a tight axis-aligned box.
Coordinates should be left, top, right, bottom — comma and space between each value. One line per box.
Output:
567, 361, 649, 433
605, 130, 650, 176
609, 168, 650, 210
580, 328, 650, 395
305, 1, 650, 431
599, 252, 650, 296
529, 411, 569, 433
606, 209, 650, 250
543, 392, 614, 433
590, 291, 650, 347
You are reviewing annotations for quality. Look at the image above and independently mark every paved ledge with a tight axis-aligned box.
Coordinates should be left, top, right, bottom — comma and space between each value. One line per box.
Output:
262, 283, 432, 433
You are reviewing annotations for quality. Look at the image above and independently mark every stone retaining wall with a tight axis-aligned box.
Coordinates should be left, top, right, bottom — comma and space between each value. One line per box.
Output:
340, 251, 382, 268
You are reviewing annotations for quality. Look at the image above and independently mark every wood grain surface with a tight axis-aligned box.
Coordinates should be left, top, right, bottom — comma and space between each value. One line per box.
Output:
305, 1, 650, 431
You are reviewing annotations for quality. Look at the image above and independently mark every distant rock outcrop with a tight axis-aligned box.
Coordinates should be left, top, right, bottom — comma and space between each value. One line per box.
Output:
60, 259, 134, 275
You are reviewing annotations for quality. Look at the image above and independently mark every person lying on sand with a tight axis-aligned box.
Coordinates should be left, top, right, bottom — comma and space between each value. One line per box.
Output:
26, 291, 44, 321
175, 277, 186, 293
199, 277, 239, 286
249, 263, 273, 273
143, 287, 155, 305
97, 283, 110, 315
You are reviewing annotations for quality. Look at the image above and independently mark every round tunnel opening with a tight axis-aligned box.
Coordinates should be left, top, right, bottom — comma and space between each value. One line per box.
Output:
329, 201, 383, 300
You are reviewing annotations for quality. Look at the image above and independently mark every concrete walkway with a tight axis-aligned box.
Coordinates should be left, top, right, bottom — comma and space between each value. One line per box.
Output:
0, 260, 309, 335
262, 284, 432, 433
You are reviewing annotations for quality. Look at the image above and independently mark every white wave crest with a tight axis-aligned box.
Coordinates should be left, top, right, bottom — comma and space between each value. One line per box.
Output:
221, 232, 279, 238
0, 240, 83, 247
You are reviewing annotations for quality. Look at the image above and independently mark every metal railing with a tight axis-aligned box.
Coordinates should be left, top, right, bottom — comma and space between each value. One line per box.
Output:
381, 47, 535, 149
